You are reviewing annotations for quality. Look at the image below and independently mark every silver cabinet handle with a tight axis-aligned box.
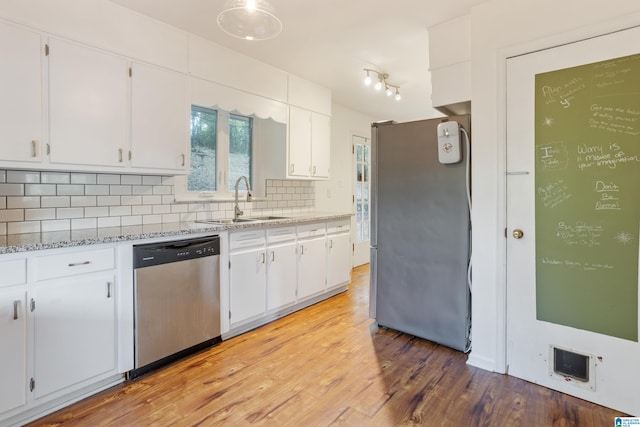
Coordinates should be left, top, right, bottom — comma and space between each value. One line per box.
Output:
68, 261, 91, 267
181, 154, 185, 166
107, 282, 112, 298
118, 148, 123, 163
271, 251, 275, 262
300, 244, 304, 255
13, 300, 20, 320
31, 140, 38, 157
313, 165, 317, 175
46, 143, 50, 155
261, 253, 266, 264
289, 164, 295, 174
329, 239, 333, 249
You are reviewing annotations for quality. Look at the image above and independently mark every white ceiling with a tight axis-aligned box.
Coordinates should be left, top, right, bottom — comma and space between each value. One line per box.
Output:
110, 0, 487, 122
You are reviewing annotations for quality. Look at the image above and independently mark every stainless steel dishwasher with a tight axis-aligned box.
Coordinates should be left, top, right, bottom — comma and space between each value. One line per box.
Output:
131, 235, 221, 378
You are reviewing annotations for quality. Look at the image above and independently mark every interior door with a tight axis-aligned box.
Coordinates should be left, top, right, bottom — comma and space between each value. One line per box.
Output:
352, 135, 371, 267
506, 27, 640, 415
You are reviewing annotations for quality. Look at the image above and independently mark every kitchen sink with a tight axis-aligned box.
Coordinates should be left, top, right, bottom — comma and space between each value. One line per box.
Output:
196, 216, 288, 225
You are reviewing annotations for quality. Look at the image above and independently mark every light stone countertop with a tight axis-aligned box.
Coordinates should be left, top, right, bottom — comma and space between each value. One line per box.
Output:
0, 212, 352, 254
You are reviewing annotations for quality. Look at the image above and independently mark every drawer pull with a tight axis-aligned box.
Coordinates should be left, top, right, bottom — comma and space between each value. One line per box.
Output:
300, 244, 304, 255
271, 251, 275, 262
329, 240, 333, 249
13, 300, 20, 320
118, 148, 124, 163
107, 282, 112, 298
261, 253, 266, 264
31, 140, 38, 157
68, 261, 91, 267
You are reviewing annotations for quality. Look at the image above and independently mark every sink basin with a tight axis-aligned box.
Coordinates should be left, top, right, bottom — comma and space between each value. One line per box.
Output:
195, 216, 288, 225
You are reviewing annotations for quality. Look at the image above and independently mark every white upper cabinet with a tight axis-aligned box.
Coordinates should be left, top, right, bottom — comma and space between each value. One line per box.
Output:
288, 106, 331, 180
48, 37, 128, 168
130, 62, 189, 172
288, 106, 312, 178
311, 112, 330, 178
0, 20, 43, 164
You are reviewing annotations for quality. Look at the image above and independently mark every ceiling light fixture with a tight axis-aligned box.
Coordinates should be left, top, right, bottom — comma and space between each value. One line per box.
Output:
217, 0, 282, 41
363, 68, 401, 101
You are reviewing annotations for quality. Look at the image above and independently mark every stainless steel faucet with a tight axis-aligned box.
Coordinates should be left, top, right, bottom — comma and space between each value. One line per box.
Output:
233, 176, 253, 221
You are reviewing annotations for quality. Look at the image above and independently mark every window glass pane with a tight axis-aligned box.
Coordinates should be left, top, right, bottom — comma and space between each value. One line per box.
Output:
188, 106, 217, 191
363, 203, 369, 222
357, 223, 363, 242
356, 144, 363, 162
363, 221, 369, 241
228, 114, 253, 191
363, 183, 369, 201
363, 164, 369, 183
356, 202, 363, 222
364, 145, 369, 162
357, 164, 363, 182
356, 183, 362, 203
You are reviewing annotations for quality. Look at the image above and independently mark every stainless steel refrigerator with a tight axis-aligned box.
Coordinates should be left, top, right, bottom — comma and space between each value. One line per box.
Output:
369, 115, 471, 352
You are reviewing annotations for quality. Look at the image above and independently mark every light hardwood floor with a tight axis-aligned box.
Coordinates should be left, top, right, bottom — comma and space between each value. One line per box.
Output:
28, 265, 625, 426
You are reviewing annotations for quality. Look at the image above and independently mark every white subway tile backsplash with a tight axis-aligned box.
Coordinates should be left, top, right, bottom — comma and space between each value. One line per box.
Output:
84, 207, 109, 217
8, 221, 40, 234
25, 184, 54, 196
71, 196, 97, 207
97, 174, 120, 185
142, 176, 162, 185
56, 184, 85, 196
98, 217, 121, 228
1, 183, 25, 196
25, 208, 56, 221
7, 170, 40, 183
0, 170, 315, 235
70, 173, 97, 184
56, 207, 84, 219
97, 196, 121, 206
41, 196, 71, 208
41, 172, 70, 184
7, 196, 40, 209
0, 209, 24, 222
85, 185, 110, 196
41, 219, 71, 232
121, 175, 142, 185
121, 215, 143, 226
110, 185, 132, 196
71, 218, 97, 230
109, 206, 132, 217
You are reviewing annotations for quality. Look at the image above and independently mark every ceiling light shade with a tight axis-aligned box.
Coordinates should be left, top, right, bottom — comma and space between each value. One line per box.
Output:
363, 71, 372, 86
217, 0, 282, 41
395, 88, 401, 101
385, 85, 393, 96
374, 79, 383, 91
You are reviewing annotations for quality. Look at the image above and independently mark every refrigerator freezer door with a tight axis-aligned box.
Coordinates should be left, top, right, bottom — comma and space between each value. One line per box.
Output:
372, 116, 471, 352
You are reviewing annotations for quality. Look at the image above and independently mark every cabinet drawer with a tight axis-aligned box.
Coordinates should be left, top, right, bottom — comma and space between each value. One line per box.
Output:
0, 259, 27, 288
33, 247, 115, 282
327, 219, 350, 235
230, 230, 266, 251
297, 222, 326, 239
267, 226, 296, 244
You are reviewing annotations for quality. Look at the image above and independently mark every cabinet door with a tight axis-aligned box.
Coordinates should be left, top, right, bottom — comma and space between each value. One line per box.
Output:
230, 248, 266, 325
0, 21, 43, 164
0, 287, 27, 415
297, 237, 327, 299
267, 242, 297, 311
311, 112, 330, 178
131, 62, 189, 171
288, 106, 311, 177
48, 38, 128, 167
32, 274, 116, 399
327, 233, 351, 289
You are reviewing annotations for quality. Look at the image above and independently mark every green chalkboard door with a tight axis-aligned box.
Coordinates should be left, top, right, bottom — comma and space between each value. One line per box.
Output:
506, 26, 640, 415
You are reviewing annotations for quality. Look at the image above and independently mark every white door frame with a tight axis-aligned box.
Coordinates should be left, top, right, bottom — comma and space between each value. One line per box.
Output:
497, 17, 640, 374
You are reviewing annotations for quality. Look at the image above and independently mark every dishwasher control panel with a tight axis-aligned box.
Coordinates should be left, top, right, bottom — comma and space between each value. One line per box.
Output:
133, 236, 220, 268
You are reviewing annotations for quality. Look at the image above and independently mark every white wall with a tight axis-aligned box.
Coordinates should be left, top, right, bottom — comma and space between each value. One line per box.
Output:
466, 0, 640, 372
315, 103, 375, 213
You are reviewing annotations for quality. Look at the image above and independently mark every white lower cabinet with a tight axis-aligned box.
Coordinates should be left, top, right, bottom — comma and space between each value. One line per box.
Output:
32, 272, 117, 399
229, 230, 267, 327
327, 220, 352, 290
266, 227, 297, 311
297, 223, 327, 300
0, 286, 27, 415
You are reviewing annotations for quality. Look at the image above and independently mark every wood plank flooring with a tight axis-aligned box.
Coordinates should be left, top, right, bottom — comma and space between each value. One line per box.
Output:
28, 265, 625, 426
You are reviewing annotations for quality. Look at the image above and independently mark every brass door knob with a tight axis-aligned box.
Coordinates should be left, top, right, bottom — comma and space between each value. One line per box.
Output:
512, 229, 524, 239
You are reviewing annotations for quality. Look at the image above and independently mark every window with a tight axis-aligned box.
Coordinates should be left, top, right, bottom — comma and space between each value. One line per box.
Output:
188, 106, 217, 191
228, 114, 252, 191
184, 106, 253, 197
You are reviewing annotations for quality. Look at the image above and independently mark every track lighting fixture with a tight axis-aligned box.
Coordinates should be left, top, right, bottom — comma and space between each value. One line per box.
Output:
363, 68, 401, 101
